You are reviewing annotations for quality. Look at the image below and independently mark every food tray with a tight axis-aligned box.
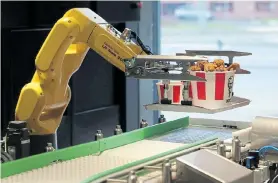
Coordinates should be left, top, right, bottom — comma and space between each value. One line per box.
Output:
145, 96, 250, 114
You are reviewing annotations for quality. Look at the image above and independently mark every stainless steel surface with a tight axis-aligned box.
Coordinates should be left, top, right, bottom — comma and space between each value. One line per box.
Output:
140, 119, 149, 128
95, 130, 104, 140
127, 72, 207, 81
145, 96, 250, 114
114, 125, 123, 135
158, 115, 166, 124
176, 149, 253, 183
162, 159, 172, 183
125, 55, 207, 81
217, 140, 229, 158
182, 50, 252, 57
127, 171, 137, 183
232, 136, 241, 163
45, 143, 55, 152
135, 55, 208, 61
217, 141, 226, 157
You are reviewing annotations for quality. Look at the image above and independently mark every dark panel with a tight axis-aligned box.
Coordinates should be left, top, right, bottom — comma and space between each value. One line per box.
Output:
57, 116, 72, 149
72, 51, 115, 113
9, 29, 50, 116
1, 29, 75, 135
1, 29, 50, 134
1, 1, 31, 28
97, 1, 141, 22
112, 23, 127, 131
31, 1, 95, 28
1, 29, 13, 134
72, 105, 119, 145
113, 69, 126, 131
1, 1, 140, 29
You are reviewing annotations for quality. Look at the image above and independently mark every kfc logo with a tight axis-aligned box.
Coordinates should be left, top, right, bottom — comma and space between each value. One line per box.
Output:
226, 76, 234, 103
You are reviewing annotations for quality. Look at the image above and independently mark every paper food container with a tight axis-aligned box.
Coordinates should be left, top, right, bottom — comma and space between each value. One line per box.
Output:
189, 70, 236, 109
156, 81, 184, 105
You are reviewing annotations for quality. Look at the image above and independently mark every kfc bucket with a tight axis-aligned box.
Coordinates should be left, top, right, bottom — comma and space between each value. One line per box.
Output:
156, 81, 185, 105
189, 70, 235, 109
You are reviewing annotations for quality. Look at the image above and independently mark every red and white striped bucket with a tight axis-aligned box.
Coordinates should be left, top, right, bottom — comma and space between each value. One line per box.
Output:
189, 70, 236, 109
156, 81, 184, 104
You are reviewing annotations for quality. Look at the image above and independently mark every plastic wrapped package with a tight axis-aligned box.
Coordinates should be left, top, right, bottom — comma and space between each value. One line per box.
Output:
232, 127, 252, 145
250, 116, 278, 149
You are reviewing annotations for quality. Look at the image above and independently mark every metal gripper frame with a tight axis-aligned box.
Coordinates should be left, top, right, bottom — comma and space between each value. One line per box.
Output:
181, 80, 192, 106
160, 80, 171, 104
123, 55, 207, 81
124, 54, 208, 105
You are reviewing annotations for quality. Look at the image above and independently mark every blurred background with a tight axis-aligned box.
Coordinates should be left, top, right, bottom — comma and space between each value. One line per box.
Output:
160, 1, 278, 122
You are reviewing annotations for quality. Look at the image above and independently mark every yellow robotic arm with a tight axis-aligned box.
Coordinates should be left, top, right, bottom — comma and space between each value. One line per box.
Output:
15, 8, 148, 135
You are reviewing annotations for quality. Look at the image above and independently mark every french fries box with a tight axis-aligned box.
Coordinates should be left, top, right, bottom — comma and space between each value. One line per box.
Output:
156, 81, 184, 105
189, 70, 236, 109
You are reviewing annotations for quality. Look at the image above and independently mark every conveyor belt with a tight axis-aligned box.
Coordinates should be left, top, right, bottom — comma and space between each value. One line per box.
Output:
2, 154, 134, 183
1, 140, 185, 183
1, 118, 223, 183
151, 126, 232, 144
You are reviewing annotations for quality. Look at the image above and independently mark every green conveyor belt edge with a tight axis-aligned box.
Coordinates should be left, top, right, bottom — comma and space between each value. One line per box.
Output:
1, 116, 189, 178
81, 137, 217, 183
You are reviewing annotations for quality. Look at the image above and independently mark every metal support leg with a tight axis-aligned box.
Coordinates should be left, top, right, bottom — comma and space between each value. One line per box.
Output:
217, 140, 230, 158
114, 125, 123, 135
127, 171, 137, 183
158, 114, 166, 123
95, 130, 104, 141
232, 136, 244, 163
140, 119, 149, 128
162, 159, 172, 183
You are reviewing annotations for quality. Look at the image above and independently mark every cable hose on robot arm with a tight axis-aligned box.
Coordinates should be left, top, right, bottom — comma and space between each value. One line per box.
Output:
130, 31, 153, 55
